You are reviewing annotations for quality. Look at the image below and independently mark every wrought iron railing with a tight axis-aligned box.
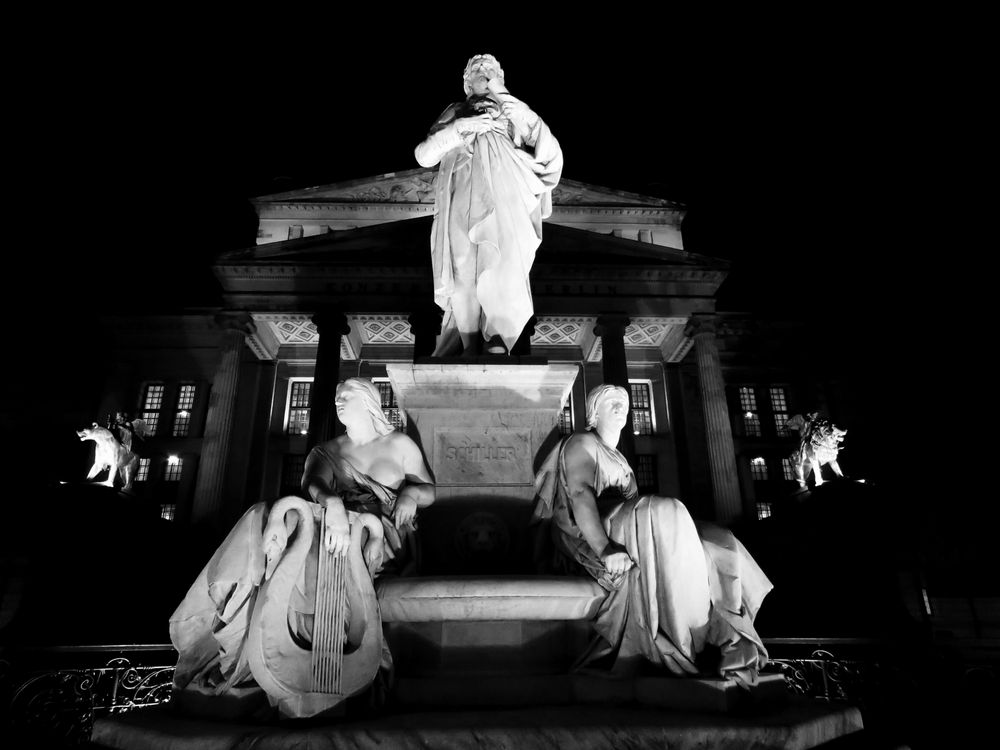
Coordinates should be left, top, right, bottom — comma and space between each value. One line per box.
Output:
3, 637, 989, 745
761, 638, 889, 704
1, 645, 175, 746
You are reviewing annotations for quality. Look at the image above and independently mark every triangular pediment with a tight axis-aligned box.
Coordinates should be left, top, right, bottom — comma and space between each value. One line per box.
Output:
218, 216, 720, 268
252, 169, 678, 209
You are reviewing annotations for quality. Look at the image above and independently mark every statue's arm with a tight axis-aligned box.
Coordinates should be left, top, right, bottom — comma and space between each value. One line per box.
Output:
563, 437, 611, 555
563, 436, 634, 575
302, 444, 351, 556
415, 104, 464, 168
391, 434, 435, 528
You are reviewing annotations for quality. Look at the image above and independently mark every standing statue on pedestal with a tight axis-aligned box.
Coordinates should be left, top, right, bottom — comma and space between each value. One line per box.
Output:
786, 412, 847, 489
532, 385, 773, 686
415, 53, 563, 356
169, 378, 435, 718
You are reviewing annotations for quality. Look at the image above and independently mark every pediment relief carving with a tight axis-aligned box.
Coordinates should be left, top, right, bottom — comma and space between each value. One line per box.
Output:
255, 171, 676, 208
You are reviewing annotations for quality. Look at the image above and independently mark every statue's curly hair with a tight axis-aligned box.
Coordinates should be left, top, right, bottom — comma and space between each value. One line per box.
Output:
462, 54, 504, 97
585, 384, 629, 430
335, 378, 397, 436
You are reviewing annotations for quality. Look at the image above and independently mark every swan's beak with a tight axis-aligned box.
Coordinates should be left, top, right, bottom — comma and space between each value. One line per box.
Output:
264, 552, 278, 581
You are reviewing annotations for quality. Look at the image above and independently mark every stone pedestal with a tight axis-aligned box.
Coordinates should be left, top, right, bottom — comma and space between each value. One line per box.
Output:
386, 364, 578, 503
93, 698, 864, 750
386, 364, 577, 573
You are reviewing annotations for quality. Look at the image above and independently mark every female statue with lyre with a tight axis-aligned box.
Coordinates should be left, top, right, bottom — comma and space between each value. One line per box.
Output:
169, 378, 434, 718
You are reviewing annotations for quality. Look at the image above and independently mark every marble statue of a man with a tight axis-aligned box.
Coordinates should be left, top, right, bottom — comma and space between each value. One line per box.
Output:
415, 54, 563, 356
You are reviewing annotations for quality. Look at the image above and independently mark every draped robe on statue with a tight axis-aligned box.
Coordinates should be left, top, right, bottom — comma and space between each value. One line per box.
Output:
169, 448, 414, 715
532, 435, 773, 685
422, 97, 563, 353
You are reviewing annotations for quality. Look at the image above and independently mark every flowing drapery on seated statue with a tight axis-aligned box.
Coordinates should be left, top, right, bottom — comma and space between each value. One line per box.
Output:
786, 412, 847, 488
531, 385, 773, 686
415, 53, 563, 356
169, 378, 435, 718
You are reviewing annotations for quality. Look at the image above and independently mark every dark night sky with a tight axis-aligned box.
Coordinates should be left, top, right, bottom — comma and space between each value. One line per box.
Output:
22, 33, 909, 321
11, 27, 933, 460
3, 17, 987, 620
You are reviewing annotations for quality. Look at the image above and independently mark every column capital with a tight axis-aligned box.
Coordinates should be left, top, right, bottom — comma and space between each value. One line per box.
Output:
311, 309, 350, 336
213, 311, 256, 337
684, 313, 719, 339
594, 313, 631, 338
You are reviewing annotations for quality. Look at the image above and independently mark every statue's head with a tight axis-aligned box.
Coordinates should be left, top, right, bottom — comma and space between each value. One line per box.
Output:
585, 384, 630, 431
335, 378, 396, 436
463, 53, 504, 97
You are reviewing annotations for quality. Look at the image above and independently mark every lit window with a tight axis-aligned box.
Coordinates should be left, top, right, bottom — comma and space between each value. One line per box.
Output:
750, 456, 769, 481
635, 454, 658, 494
173, 384, 197, 437
782, 457, 796, 481
558, 393, 574, 435
286, 379, 312, 435
164, 456, 183, 482
281, 454, 306, 497
160, 504, 176, 521
629, 381, 654, 436
141, 383, 165, 436
739, 386, 761, 437
136, 458, 151, 482
756, 502, 773, 520
770, 387, 790, 436
373, 379, 403, 431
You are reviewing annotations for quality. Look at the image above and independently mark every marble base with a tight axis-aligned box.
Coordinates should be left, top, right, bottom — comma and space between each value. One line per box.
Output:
92, 699, 863, 750
391, 673, 789, 712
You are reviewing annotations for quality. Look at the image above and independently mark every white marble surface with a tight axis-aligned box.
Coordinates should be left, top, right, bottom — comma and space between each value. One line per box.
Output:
93, 699, 863, 750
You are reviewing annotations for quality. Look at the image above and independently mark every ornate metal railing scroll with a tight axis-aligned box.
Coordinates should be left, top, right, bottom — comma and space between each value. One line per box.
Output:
1, 646, 175, 746
763, 647, 874, 702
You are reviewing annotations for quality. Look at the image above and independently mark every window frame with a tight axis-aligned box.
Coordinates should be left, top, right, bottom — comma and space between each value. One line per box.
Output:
284, 377, 314, 436
628, 378, 656, 436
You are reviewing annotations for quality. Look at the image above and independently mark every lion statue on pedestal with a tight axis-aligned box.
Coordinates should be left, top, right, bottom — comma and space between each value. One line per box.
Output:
786, 412, 847, 489
76, 416, 150, 491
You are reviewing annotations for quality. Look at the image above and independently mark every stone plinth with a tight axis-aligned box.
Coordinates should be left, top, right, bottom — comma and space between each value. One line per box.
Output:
386, 364, 578, 501
93, 699, 864, 750
386, 365, 578, 574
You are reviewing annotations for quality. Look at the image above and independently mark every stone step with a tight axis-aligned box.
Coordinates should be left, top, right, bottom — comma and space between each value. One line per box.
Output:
391, 673, 790, 713
92, 697, 864, 750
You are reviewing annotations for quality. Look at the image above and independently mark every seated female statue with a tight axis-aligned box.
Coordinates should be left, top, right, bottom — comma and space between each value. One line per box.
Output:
532, 384, 772, 685
169, 378, 434, 717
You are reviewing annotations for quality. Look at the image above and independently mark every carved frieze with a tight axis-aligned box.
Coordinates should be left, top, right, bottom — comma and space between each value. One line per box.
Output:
530, 317, 596, 346
353, 315, 414, 345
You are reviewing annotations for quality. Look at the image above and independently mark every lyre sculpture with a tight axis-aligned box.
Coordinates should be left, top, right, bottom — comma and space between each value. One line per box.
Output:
246, 497, 385, 717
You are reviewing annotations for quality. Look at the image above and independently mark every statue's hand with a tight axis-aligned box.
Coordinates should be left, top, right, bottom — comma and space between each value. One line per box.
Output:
393, 495, 417, 529
455, 114, 506, 136
324, 506, 351, 557
601, 542, 634, 576
499, 98, 531, 123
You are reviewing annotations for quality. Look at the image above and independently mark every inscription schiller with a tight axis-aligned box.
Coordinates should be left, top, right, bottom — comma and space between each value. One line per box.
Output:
434, 429, 532, 485
444, 446, 517, 461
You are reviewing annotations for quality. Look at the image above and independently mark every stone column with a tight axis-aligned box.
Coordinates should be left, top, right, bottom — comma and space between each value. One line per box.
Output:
306, 310, 351, 452
191, 312, 254, 527
408, 305, 442, 361
594, 313, 636, 467
685, 314, 743, 524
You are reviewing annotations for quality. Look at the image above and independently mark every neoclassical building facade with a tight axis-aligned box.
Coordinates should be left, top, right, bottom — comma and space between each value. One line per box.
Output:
95, 168, 844, 536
